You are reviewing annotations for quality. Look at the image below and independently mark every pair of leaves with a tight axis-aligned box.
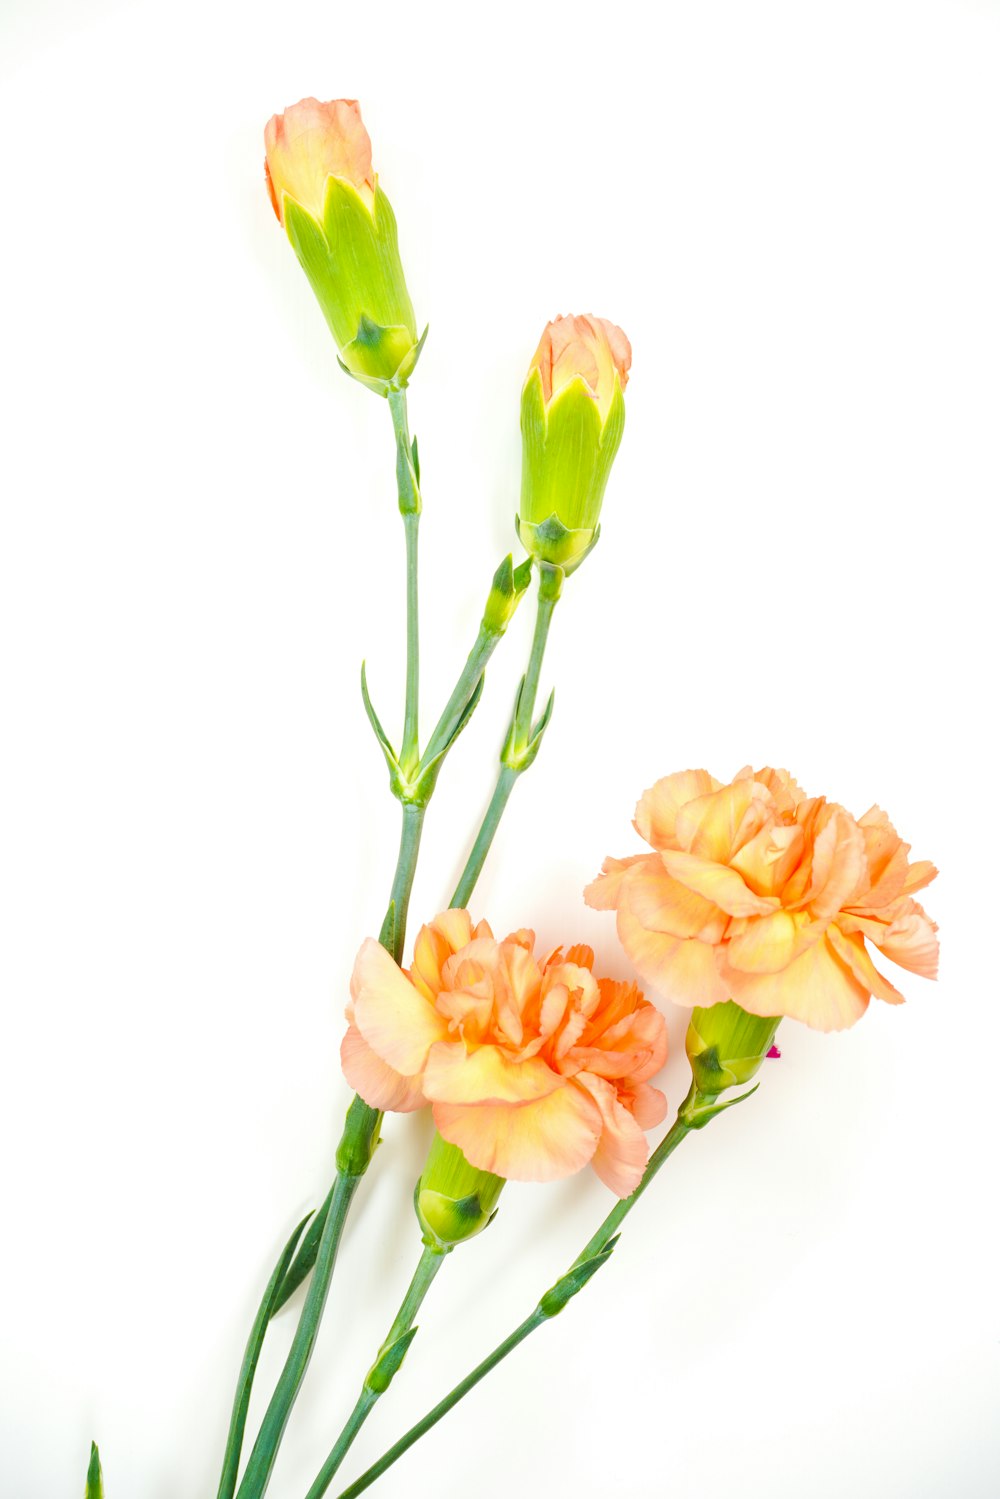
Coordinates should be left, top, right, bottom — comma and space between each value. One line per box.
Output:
361, 662, 485, 807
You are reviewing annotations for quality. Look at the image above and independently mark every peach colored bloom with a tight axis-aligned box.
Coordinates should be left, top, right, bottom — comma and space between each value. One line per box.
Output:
341, 910, 668, 1196
264, 97, 375, 225
529, 315, 631, 423
586, 767, 938, 1033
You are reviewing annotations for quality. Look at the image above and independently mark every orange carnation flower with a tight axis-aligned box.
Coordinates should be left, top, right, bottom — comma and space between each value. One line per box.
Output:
341, 910, 668, 1196
586, 767, 938, 1032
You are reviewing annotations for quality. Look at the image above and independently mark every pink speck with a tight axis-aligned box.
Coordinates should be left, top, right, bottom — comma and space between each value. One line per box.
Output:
767, 1044, 781, 1059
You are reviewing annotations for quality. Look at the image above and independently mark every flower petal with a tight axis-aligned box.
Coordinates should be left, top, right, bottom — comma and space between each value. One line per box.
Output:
633, 770, 720, 850
422, 1041, 560, 1104
576, 1074, 650, 1197
622, 855, 726, 939
617, 889, 728, 1007
660, 849, 780, 918
433, 1083, 602, 1182
584, 855, 647, 910
351, 937, 448, 1075
826, 924, 905, 1005
340, 1025, 426, 1112
726, 932, 870, 1031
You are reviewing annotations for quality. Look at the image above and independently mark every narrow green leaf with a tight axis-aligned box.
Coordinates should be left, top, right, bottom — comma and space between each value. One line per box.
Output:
270, 1188, 333, 1317
217, 1214, 313, 1499
85, 1442, 104, 1499
360, 662, 401, 779
681, 1082, 761, 1130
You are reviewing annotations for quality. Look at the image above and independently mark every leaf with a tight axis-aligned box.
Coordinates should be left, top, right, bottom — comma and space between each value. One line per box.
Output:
216, 1214, 313, 1499
360, 662, 400, 779
269, 1188, 333, 1317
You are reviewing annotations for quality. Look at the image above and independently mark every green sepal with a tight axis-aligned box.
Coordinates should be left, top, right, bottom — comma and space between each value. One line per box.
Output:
410, 434, 420, 484
282, 180, 420, 391
343, 322, 429, 397
216, 1213, 313, 1499
364, 1327, 419, 1394
539, 1235, 621, 1319
518, 367, 625, 570
515, 514, 600, 575
85, 1442, 104, 1499
679, 1082, 760, 1130
360, 662, 402, 783
686, 1001, 781, 1095
415, 1133, 505, 1249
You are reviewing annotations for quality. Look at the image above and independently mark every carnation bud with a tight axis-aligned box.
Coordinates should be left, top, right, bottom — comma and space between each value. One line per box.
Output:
517, 315, 631, 574
685, 1000, 781, 1097
264, 98, 422, 394
482, 555, 534, 637
415, 1132, 505, 1250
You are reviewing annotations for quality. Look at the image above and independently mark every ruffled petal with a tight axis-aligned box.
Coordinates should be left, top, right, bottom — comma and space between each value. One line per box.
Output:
422, 1041, 560, 1104
659, 849, 780, 918
433, 1082, 602, 1183
616, 889, 728, 1007
826, 924, 905, 1005
584, 854, 648, 910
633, 770, 719, 850
622, 856, 726, 940
872, 900, 940, 979
340, 1025, 426, 1112
351, 937, 448, 1075
576, 1074, 650, 1197
726, 932, 870, 1031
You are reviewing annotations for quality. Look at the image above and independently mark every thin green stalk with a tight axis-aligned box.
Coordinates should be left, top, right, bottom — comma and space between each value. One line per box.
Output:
400, 511, 420, 773
235, 1173, 362, 1499
336, 1311, 541, 1499
450, 766, 518, 908
451, 563, 562, 907
333, 1108, 699, 1499
306, 1245, 447, 1499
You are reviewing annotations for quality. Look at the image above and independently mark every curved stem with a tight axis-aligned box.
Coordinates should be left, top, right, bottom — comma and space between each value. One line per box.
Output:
306, 1246, 447, 1499
333, 1108, 697, 1499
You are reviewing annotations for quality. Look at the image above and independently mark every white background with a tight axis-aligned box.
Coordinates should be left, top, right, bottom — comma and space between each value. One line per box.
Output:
2, 1, 998, 1495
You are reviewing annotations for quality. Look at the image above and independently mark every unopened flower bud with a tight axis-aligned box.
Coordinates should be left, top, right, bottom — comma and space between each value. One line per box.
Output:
517, 315, 631, 574
685, 1000, 781, 1097
264, 98, 421, 394
415, 1132, 505, 1250
482, 555, 533, 637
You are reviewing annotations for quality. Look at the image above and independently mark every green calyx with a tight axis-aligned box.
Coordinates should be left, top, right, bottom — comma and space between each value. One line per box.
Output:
283, 178, 421, 394
415, 1133, 505, 1250
685, 1000, 781, 1097
517, 367, 626, 574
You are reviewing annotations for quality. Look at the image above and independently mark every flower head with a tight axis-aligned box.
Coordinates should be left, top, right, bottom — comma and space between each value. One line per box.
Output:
263, 97, 419, 393
518, 315, 631, 575
586, 767, 938, 1032
341, 910, 668, 1196
265, 97, 374, 224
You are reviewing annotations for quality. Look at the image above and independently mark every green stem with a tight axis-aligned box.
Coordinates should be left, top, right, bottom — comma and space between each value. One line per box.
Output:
306, 1246, 447, 1499
385, 803, 425, 963
235, 1173, 362, 1499
401, 511, 420, 774
450, 766, 518, 909
333, 1105, 699, 1499
451, 563, 562, 908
